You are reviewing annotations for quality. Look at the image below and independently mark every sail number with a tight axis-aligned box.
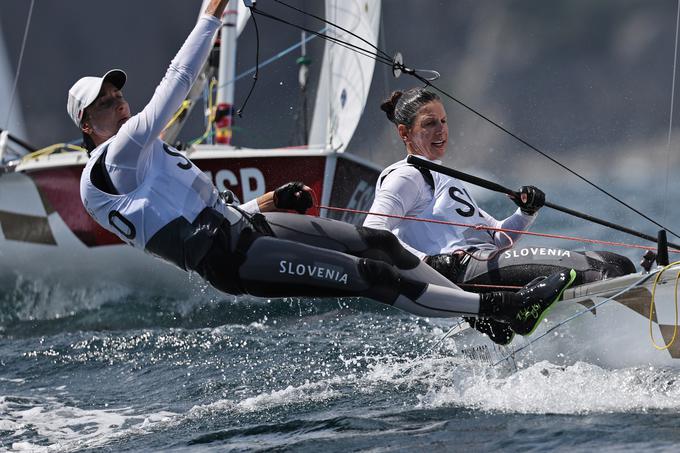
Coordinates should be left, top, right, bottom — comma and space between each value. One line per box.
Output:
205, 168, 266, 202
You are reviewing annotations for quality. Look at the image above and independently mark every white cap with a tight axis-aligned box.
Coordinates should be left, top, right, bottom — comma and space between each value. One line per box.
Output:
66, 69, 127, 127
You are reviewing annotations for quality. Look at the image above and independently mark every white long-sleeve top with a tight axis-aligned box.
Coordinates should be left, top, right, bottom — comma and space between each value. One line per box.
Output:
99, 13, 254, 216
81, 15, 257, 252
363, 157, 536, 259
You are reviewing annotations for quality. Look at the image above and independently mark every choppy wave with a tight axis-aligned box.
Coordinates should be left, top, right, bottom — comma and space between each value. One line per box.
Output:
4, 306, 680, 451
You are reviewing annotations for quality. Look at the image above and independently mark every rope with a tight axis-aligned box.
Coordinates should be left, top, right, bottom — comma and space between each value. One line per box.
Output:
317, 204, 680, 255
162, 100, 192, 132
21, 143, 86, 161
190, 78, 218, 145
3, 0, 35, 130
649, 260, 680, 350
236, 5, 260, 117
458, 283, 522, 290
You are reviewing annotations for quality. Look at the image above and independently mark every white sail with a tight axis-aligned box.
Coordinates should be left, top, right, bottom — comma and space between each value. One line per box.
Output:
309, 0, 381, 152
0, 27, 27, 149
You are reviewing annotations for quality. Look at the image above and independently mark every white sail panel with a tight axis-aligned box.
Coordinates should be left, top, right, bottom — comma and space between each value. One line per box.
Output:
0, 30, 26, 140
309, 0, 381, 152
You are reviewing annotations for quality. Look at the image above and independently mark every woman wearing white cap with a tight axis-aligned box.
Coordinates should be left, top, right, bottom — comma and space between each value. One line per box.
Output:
71, 0, 575, 336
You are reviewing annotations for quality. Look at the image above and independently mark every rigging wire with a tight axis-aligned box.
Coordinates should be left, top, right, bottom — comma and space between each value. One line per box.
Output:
410, 75, 680, 241
272, 0, 392, 61
251, 1, 680, 241
250, 8, 392, 65
217, 26, 326, 92
662, 0, 680, 227
3, 0, 35, 131
236, 5, 261, 117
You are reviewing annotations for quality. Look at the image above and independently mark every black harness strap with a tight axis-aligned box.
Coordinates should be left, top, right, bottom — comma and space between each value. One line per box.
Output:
413, 165, 434, 191
379, 164, 435, 192
90, 149, 119, 195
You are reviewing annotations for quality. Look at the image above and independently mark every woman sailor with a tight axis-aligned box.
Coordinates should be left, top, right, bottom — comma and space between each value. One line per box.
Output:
71, 0, 575, 337
364, 87, 634, 344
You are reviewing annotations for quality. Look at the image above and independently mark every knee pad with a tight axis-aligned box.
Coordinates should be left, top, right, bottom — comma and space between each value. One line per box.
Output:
424, 253, 466, 282
585, 251, 636, 279
356, 226, 420, 269
358, 258, 426, 303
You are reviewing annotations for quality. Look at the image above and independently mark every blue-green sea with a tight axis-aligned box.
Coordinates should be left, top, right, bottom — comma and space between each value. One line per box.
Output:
3, 180, 680, 452
3, 271, 680, 452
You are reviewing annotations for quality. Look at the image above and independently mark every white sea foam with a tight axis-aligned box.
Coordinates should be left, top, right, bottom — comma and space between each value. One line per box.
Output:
410, 360, 680, 414
186, 378, 341, 421
237, 380, 339, 411
0, 395, 177, 452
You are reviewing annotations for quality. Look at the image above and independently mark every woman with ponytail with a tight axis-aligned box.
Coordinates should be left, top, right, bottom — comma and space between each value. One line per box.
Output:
365, 88, 635, 345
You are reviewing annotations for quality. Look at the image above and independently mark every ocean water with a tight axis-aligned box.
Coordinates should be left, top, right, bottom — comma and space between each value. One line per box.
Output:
3, 278, 680, 453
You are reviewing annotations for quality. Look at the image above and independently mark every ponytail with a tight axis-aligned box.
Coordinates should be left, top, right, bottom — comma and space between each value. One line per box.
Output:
380, 88, 440, 127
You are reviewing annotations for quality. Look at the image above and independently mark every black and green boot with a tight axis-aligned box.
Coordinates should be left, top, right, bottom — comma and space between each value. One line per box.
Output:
479, 269, 576, 336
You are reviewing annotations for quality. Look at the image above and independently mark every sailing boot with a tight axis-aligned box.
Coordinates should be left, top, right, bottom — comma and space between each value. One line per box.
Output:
425, 252, 516, 345
479, 269, 576, 336
463, 317, 514, 346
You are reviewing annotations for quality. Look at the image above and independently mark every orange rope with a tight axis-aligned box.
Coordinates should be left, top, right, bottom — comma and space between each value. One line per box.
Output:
316, 204, 680, 254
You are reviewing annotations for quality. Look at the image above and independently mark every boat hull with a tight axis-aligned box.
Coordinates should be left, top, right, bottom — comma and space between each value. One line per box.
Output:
455, 265, 680, 369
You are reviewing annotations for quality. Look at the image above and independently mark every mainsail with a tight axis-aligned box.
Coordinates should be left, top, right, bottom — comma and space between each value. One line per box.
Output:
0, 29, 27, 162
309, 0, 381, 152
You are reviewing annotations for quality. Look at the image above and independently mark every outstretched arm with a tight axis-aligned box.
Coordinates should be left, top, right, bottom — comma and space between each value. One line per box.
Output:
105, 1, 230, 193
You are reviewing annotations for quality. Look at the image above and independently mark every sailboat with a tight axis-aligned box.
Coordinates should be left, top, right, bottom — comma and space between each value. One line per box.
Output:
0, 0, 382, 295
4, 1, 679, 371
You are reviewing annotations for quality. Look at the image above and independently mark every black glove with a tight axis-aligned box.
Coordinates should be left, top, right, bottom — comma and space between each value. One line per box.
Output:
219, 189, 238, 205
512, 185, 545, 215
273, 181, 313, 214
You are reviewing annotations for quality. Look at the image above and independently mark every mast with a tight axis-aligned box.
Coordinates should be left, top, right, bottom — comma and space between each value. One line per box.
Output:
294, 31, 312, 145
214, 4, 238, 145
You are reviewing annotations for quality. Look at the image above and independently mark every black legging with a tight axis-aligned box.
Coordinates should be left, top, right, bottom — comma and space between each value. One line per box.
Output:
235, 213, 423, 300
189, 211, 467, 308
148, 208, 489, 318
428, 245, 635, 292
